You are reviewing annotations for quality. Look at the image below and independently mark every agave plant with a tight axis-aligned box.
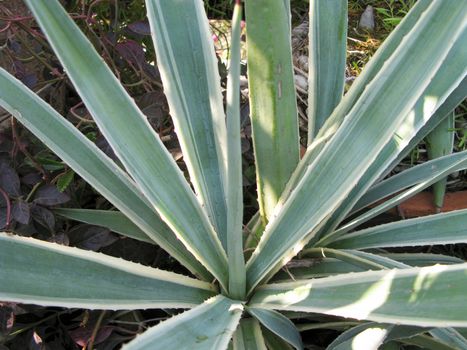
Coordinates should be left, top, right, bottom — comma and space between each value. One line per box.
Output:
1, 0, 467, 349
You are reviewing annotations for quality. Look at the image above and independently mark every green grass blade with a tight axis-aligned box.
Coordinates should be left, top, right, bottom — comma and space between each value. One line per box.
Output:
247, 307, 303, 350
425, 112, 455, 209
246, 1, 467, 293
352, 150, 467, 214
327, 209, 467, 250
0, 233, 216, 309
245, 0, 300, 224
250, 263, 467, 327
24, 0, 228, 288
0, 69, 210, 280
233, 318, 268, 350
54, 209, 154, 244
308, 0, 347, 142
145, 0, 228, 246
225, 0, 246, 300
123, 295, 243, 350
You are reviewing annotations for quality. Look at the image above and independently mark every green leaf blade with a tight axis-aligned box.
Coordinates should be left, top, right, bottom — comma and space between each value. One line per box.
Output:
250, 264, 467, 327
145, 0, 229, 247
123, 295, 243, 350
308, 0, 348, 141
0, 68, 210, 280
0, 233, 216, 309
246, 2, 467, 293
327, 209, 467, 250
24, 0, 228, 287
245, 0, 300, 224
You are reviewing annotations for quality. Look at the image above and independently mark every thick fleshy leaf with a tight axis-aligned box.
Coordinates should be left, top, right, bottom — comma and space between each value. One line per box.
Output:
425, 112, 455, 209
245, 0, 300, 224
54, 209, 153, 244
279, 0, 434, 205
233, 318, 267, 350
225, 1, 246, 299
122, 296, 243, 350
246, 1, 467, 293
145, 0, 228, 247
327, 209, 467, 250
262, 328, 294, 350
0, 233, 216, 309
250, 264, 467, 327
308, 0, 347, 141
326, 323, 393, 350
314, 25, 467, 240
247, 307, 303, 350
24, 0, 228, 288
0, 69, 210, 280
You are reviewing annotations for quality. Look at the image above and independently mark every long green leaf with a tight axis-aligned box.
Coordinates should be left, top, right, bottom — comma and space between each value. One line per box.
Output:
426, 112, 455, 209
279, 0, 434, 205
246, 1, 467, 293
250, 263, 467, 327
233, 318, 268, 350
247, 307, 303, 350
122, 295, 242, 350
314, 26, 467, 240
24, 0, 228, 288
263, 328, 294, 350
225, 0, 246, 300
245, 0, 300, 224
0, 69, 210, 280
308, 0, 347, 141
327, 209, 467, 250
54, 209, 153, 244
145, 0, 228, 247
0, 233, 216, 309
352, 150, 467, 214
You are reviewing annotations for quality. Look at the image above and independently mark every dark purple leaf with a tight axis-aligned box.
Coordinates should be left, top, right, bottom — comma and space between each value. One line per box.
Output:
21, 73, 38, 89
69, 325, 115, 347
0, 162, 20, 196
68, 225, 119, 251
127, 21, 151, 35
142, 62, 160, 80
0, 304, 14, 336
12, 200, 30, 224
115, 40, 146, 67
95, 136, 118, 161
33, 185, 70, 206
31, 205, 55, 232
21, 172, 42, 186
0, 208, 7, 229
48, 232, 69, 246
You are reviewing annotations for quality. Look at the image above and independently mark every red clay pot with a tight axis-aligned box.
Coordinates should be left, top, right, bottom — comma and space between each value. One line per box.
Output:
387, 191, 467, 218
